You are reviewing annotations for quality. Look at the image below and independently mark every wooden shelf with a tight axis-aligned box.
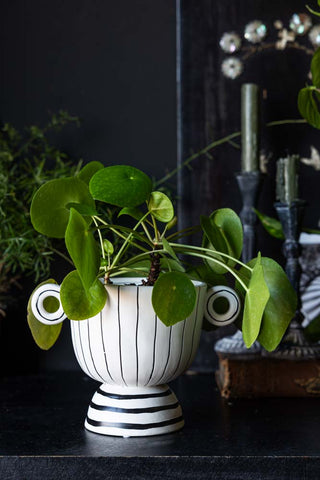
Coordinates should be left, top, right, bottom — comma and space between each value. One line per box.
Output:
0, 372, 319, 479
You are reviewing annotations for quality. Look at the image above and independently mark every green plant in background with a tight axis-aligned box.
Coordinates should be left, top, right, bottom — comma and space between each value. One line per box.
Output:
298, 2, 320, 127
0, 111, 83, 316
28, 163, 297, 353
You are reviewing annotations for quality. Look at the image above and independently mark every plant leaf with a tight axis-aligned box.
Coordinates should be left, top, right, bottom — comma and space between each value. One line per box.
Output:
30, 178, 96, 238
238, 256, 296, 351
201, 215, 228, 274
254, 209, 285, 239
60, 270, 107, 320
187, 264, 227, 287
161, 237, 179, 262
65, 208, 101, 291
103, 239, 114, 255
201, 209, 243, 274
242, 253, 270, 348
27, 279, 63, 350
148, 191, 174, 223
257, 258, 296, 351
118, 207, 144, 221
212, 208, 243, 258
306, 4, 320, 17
152, 271, 196, 326
66, 202, 98, 216
89, 165, 152, 207
77, 161, 104, 185
312, 48, 320, 88
298, 87, 320, 129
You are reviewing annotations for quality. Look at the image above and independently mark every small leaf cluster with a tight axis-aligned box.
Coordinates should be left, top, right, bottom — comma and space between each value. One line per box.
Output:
0, 112, 81, 313
28, 163, 297, 352
298, 2, 320, 127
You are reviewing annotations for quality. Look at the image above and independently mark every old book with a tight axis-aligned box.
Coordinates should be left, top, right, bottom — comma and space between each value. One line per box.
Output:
215, 354, 320, 398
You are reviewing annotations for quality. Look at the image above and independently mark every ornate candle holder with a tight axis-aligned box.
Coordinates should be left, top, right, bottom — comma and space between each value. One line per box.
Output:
215, 171, 263, 357
268, 200, 320, 359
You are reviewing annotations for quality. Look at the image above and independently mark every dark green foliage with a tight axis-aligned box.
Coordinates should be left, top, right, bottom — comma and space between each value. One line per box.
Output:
0, 111, 81, 313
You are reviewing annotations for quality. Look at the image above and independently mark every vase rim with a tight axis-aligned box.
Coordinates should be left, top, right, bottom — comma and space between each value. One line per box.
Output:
101, 276, 207, 288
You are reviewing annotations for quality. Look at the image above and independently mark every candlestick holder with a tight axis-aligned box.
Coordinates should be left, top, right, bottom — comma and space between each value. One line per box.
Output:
267, 200, 320, 359
215, 171, 263, 357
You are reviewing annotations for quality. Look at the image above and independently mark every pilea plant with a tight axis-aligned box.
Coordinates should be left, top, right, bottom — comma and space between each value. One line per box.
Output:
27, 162, 297, 352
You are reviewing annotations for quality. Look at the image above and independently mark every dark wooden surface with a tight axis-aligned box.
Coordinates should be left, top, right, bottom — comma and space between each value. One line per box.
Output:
0, 372, 320, 479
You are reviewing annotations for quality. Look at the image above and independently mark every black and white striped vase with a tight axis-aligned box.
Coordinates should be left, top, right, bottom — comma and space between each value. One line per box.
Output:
31, 278, 240, 437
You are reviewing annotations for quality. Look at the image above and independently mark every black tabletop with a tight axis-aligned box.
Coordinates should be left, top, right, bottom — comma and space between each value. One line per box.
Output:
0, 371, 319, 479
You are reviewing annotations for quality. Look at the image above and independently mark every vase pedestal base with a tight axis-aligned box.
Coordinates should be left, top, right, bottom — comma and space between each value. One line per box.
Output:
84, 383, 184, 437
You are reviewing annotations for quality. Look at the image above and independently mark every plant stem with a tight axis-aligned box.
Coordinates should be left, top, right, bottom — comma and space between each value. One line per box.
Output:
155, 118, 307, 187
141, 221, 154, 243
169, 243, 253, 271
151, 215, 160, 243
179, 250, 249, 292
110, 212, 151, 269
93, 216, 150, 252
93, 217, 108, 271
50, 248, 74, 266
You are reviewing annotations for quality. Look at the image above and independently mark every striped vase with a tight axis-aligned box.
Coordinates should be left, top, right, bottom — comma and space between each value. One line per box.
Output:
70, 278, 207, 437
31, 278, 241, 437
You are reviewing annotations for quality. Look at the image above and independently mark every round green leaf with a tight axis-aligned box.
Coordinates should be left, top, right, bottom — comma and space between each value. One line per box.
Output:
118, 207, 144, 221
237, 256, 297, 351
152, 272, 196, 326
27, 279, 63, 350
89, 165, 152, 207
103, 239, 114, 255
256, 258, 297, 351
60, 270, 107, 320
201, 209, 243, 275
30, 178, 96, 238
311, 47, 320, 88
298, 87, 320, 129
242, 253, 270, 348
77, 161, 104, 185
148, 191, 174, 222
254, 209, 284, 240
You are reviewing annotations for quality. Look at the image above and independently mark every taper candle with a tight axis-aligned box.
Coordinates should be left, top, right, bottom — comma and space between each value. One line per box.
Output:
241, 83, 259, 172
276, 156, 299, 204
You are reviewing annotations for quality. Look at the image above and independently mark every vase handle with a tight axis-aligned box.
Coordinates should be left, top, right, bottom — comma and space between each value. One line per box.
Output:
204, 285, 241, 327
30, 283, 67, 325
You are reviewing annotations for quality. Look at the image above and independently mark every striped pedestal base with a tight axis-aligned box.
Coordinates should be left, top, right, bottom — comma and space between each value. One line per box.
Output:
84, 383, 184, 437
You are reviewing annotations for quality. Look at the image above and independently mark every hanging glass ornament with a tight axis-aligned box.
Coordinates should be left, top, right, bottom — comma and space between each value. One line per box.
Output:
219, 32, 242, 53
289, 13, 312, 35
244, 20, 267, 43
309, 25, 320, 47
221, 57, 243, 79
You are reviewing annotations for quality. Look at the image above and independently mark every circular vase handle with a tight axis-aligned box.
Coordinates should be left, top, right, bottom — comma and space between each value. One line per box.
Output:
31, 283, 67, 325
204, 285, 240, 327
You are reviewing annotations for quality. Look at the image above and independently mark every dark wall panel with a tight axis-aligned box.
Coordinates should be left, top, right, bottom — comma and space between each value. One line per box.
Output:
178, 0, 320, 370
0, 0, 176, 373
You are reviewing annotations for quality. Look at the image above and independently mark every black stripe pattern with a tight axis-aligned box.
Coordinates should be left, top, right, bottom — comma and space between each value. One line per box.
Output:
69, 281, 209, 436
85, 384, 184, 437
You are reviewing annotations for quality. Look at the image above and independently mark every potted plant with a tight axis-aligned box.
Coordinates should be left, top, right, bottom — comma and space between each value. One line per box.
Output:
27, 162, 296, 437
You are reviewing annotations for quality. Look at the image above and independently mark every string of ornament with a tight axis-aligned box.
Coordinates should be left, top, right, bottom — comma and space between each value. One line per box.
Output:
220, 13, 319, 79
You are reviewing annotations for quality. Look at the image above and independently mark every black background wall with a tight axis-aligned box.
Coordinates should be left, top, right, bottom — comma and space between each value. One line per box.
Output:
178, 0, 320, 370
2, 0, 320, 375
0, 0, 176, 373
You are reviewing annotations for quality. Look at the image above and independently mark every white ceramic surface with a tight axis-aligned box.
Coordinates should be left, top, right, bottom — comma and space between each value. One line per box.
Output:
31, 277, 241, 437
